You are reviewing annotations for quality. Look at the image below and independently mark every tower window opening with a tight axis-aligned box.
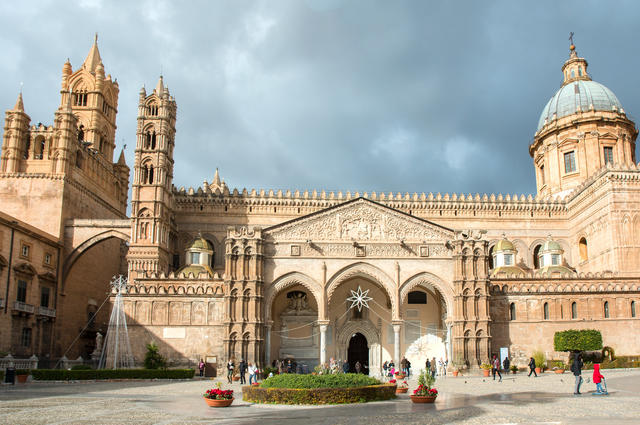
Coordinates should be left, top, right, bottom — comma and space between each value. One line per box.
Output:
148, 104, 158, 116
540, 164, 545, 185
564, 151, 576, 173
533, 244, 542, 269
23, 137, 31, 159
579, 237, 588, 261
509, 302, 516, 321
35, 138, 45, 159
632, 301, 636, 318
148, 166, 154, 184
571, 302, 577, 319
603, 146, 614, 165
604, 301, 610, 318
543, 302, 549, 320
151, 132, 156, 150
74, 91, 88, 107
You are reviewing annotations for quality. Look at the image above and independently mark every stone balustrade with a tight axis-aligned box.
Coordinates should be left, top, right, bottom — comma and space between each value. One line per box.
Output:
0, 354, 38, 370
12, 301, 35, 314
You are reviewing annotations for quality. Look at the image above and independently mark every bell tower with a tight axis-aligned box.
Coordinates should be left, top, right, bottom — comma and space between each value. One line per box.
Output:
127, 77, 177, 278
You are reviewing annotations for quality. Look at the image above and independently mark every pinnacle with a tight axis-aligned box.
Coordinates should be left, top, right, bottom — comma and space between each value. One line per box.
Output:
82, 35, 102, 73
155, 75, 164, 95
213, 168, 221, 186
117, 148, 127, 165
14, 91, 24, 112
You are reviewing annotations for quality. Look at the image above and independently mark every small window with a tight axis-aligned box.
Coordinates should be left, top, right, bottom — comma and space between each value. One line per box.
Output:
564, 151, 576, 173
578, 67, 583, 76
44, 253, 52, 265
17, 280, 28, 303
604, 301, 610, 318
21, 244, 30, 258
21, 328, 32, 347
603, 146, 614, 165
509, 302, 516, 321
540, 165, 545, 185
551, 254, 561, 266
533, 245, 542, 269
571, 70, 575, 78
190, 252, 200, 265
571, 302, 577, 319
543, 302, 549, 320
632, 301, 636, 318
579, 238, 588, 261
40, 286, 50, 308
504, 254, 513, 266
407, 291, 427, 304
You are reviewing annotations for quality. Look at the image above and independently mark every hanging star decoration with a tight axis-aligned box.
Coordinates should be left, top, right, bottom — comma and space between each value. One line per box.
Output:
346, 286, 373, 312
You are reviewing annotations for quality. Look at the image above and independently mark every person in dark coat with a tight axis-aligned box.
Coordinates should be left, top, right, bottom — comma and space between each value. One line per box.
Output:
503, 356, 510, 373
528, 357, 537, 377
343, 360, 350, 373
239, 359, 247, 384
571, 352, 584, 395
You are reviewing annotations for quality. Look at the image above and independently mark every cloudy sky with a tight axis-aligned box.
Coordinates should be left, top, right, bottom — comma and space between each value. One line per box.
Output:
1, 0, 639, 197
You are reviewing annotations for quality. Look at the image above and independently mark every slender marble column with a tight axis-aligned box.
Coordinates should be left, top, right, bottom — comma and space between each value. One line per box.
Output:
319, 324, 328, 366
265, 323, 272, 365
393, 324, 401, 365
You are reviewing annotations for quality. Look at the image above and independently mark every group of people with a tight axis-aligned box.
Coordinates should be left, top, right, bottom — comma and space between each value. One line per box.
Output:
225, 359, 260, 384
272, 358, 297, 374
426, 357, 448, 377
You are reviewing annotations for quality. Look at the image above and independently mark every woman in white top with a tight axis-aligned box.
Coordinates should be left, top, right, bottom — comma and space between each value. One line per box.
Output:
248, 363, 258, 384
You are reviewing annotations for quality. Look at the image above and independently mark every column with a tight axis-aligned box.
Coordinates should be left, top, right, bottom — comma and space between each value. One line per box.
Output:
319, 324, 328, 366
446, 322, 453, 363
265, 322, 272, 366
392, 323, 401, 364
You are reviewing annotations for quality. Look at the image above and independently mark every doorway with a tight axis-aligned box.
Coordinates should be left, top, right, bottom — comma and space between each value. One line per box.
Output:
348, 332, 369, 374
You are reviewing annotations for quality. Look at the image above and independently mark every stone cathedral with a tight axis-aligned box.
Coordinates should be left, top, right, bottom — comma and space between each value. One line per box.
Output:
1, 39, 639, 376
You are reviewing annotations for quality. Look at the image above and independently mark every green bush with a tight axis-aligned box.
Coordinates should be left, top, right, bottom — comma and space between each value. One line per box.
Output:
602, 346, 615, 361
532, 351, 546, 369
243, 383, 396, 404
71, 364, 93, 370
15, 369, 31, 375
31, 368, 195, 381
554, 329, 603, 352
261, 367, 278, 378
260, 373, 380, 389
144, 342, 166, 369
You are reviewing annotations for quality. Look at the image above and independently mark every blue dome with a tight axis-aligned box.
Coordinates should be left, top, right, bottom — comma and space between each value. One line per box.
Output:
537, 80, 623, 132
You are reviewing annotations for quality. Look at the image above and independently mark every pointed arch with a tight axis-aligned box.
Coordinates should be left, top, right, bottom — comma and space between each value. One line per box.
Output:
265, 271, 323, 321
326, 262, 397, 319
399, 271, 454, 315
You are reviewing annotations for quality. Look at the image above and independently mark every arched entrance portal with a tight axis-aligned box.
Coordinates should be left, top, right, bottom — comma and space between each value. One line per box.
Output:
348, 333, 368, 374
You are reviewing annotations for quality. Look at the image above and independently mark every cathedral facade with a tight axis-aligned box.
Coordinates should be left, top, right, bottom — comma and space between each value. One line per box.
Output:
1, 40, 639, 375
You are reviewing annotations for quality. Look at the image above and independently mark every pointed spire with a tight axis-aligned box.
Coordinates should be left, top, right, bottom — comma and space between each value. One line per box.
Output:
213, 168, 221, 186
82, 33, 102, 73
14, 91, 24, 112
154, 75, 164, 95
117, 148, 127, 165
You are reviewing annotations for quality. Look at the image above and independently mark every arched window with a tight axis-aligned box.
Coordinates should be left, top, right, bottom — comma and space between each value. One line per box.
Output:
407, 291, 427, 304
35, 137, 45, 159
509, 302, 516, 321
578, 67, 583, 76
23, 136, 31, 159
148, 166, 154, 184
151, 132, 156, 149
571, 70, 575, 78
78, 125, 85, 142
571, 302, 577, 319
543, 302, 549, 320
533, 244, 542, 269
579, 238, 588, 261
632, 301, 636, 318
604, 301, 610, 318
144, 132, 151, 149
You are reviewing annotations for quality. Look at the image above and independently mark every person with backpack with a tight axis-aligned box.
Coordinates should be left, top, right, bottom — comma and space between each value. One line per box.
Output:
492, 355, 502, 382
238, 358, 247, 385
571, 352, 584, 395
226, 359, 235, 383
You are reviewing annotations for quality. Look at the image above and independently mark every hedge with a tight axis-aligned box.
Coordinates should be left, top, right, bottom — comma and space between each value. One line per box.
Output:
260, 373, 380, 389
243, 383, 396, 404
554, 329, 603, 352
31, 369, 195, 380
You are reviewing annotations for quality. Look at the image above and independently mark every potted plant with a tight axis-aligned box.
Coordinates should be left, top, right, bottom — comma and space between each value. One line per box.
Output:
16, 369, 30, 384
452, 366, 460, 377
533, 351, 546, 375
510, 365, 518, 374
232, 368, 240, 382
552, 361, 566, 374
395, 371, 406, 379
410, 370, 438, 403
452, 357, 465, 377
203, 382, 234, 407
480, 362, 492, 377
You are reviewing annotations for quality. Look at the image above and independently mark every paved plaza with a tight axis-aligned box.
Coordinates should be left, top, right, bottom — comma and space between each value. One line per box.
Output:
0, 369, 639, 425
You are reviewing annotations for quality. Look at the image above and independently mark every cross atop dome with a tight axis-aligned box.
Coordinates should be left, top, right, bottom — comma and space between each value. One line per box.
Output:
561, 32, 590, 86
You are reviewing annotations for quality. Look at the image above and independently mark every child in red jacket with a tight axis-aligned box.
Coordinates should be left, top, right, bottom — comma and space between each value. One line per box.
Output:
593, 363, 605, 394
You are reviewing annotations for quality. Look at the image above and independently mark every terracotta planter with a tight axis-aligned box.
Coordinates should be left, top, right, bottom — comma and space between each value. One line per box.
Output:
16, 374, 28, 384
410, 394, 437, 403
232, 376, 240, 381
535, 367, 541, 374
395, 374, 406, 379
396, 387, 408, 394
482, 369, 490, 377
203, 397, 234, 407
511, 370, 517, 374
452, 371, 459, 377
554, 369, 565, 374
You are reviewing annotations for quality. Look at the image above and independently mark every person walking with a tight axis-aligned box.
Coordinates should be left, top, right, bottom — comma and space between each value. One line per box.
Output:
406, 359, 412, 377
503, 356, 510, 374
355, 361, 362, 374
528, 356, 537, 377
430, 357, 437, 378
383, 360, 388, 376
492, 355, 502, 382
239, 358, 247, 385
571, 352, 584, 395
593, 363, 606, 394
400, 357, 407, 375
425, 358, 431, 374
438, 358, 445, 377
343, 360, 350, 373
198, 359, 205, 377
248, 362, 257, 384
226, 359, 235, 383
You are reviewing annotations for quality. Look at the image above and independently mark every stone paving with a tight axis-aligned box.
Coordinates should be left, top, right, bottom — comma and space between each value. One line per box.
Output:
0, 369, 639, 424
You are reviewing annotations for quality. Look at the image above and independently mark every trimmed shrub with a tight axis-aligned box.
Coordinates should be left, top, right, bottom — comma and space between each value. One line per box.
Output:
31, 368, 195, 381
71, 364, 93, 370
243, 383, 396, 404
15, 369, 31, 375
260, 373, 380, 389
554, 329, 603, 352
602, 346, 615, 361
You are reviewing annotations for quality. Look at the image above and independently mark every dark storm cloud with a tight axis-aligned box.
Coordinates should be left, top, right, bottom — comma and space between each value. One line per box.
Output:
1, 0, 639, 200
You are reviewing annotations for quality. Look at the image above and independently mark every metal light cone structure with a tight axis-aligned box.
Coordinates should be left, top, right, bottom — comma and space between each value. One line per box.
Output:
99, 275, 135, 369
